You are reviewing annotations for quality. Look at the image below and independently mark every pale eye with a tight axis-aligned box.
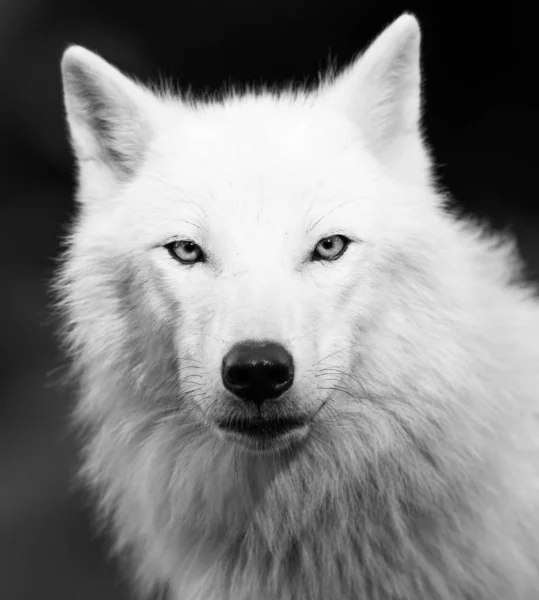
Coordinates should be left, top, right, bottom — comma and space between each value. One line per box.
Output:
312, 235, 350, 261
165, 240, 205, 264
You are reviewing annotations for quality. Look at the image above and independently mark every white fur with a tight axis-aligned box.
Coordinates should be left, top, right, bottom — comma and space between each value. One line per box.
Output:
56, 13, 539, 600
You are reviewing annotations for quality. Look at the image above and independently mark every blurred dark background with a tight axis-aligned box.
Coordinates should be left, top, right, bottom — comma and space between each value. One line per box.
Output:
0, 1, 536, 599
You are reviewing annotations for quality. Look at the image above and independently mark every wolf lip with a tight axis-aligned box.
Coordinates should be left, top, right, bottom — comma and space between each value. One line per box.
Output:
217, 416, 305, 437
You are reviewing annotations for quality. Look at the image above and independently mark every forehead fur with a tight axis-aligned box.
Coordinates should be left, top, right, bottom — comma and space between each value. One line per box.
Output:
130, 95, 382, 224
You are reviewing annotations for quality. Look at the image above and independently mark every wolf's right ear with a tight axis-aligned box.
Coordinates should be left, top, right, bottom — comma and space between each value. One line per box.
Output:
318, 14, 431, 187
61, 46, 156, 193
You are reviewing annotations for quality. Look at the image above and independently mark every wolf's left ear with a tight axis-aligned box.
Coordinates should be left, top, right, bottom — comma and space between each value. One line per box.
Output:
320, 14, 430, 185
61, 46, 156, 193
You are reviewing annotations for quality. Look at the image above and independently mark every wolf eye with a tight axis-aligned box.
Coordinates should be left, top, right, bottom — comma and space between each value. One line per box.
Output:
165, 240, 205, 264
312, 235, 350, 261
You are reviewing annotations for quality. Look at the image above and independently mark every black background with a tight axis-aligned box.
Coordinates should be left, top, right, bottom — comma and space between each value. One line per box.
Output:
0, 1, 536, 599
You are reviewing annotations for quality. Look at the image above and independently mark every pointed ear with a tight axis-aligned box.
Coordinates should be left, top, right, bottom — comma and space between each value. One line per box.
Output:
61, 46, 155, 189
320, 14, 430, 185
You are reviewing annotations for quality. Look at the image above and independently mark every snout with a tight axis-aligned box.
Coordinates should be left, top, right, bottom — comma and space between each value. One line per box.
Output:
217, 340, 307, 450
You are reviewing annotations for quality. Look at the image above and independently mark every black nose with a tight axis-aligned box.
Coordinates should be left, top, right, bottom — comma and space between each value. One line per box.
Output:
221, 341, 294, 404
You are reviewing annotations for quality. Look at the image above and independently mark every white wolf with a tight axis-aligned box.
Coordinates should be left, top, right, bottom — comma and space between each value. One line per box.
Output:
57, 13, 539, 600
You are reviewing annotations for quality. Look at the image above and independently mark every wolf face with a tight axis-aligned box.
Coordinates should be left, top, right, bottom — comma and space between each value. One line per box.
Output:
60, 14, 457, 456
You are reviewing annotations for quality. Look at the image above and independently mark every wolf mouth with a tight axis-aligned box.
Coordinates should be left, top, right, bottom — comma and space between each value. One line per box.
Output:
216, 416, 306, 438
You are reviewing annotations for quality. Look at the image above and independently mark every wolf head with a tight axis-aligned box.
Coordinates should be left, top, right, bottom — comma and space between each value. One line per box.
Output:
58, 15, 497, 592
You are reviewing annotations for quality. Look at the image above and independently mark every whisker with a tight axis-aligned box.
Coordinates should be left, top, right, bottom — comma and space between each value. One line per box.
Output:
307, 200, 358, 234
318, 385, 360, 402
310, 345, 357, 366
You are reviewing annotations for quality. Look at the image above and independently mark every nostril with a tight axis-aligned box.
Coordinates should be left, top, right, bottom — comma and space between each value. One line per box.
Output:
226, 365, 248, 387
268, 364, 289, 385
